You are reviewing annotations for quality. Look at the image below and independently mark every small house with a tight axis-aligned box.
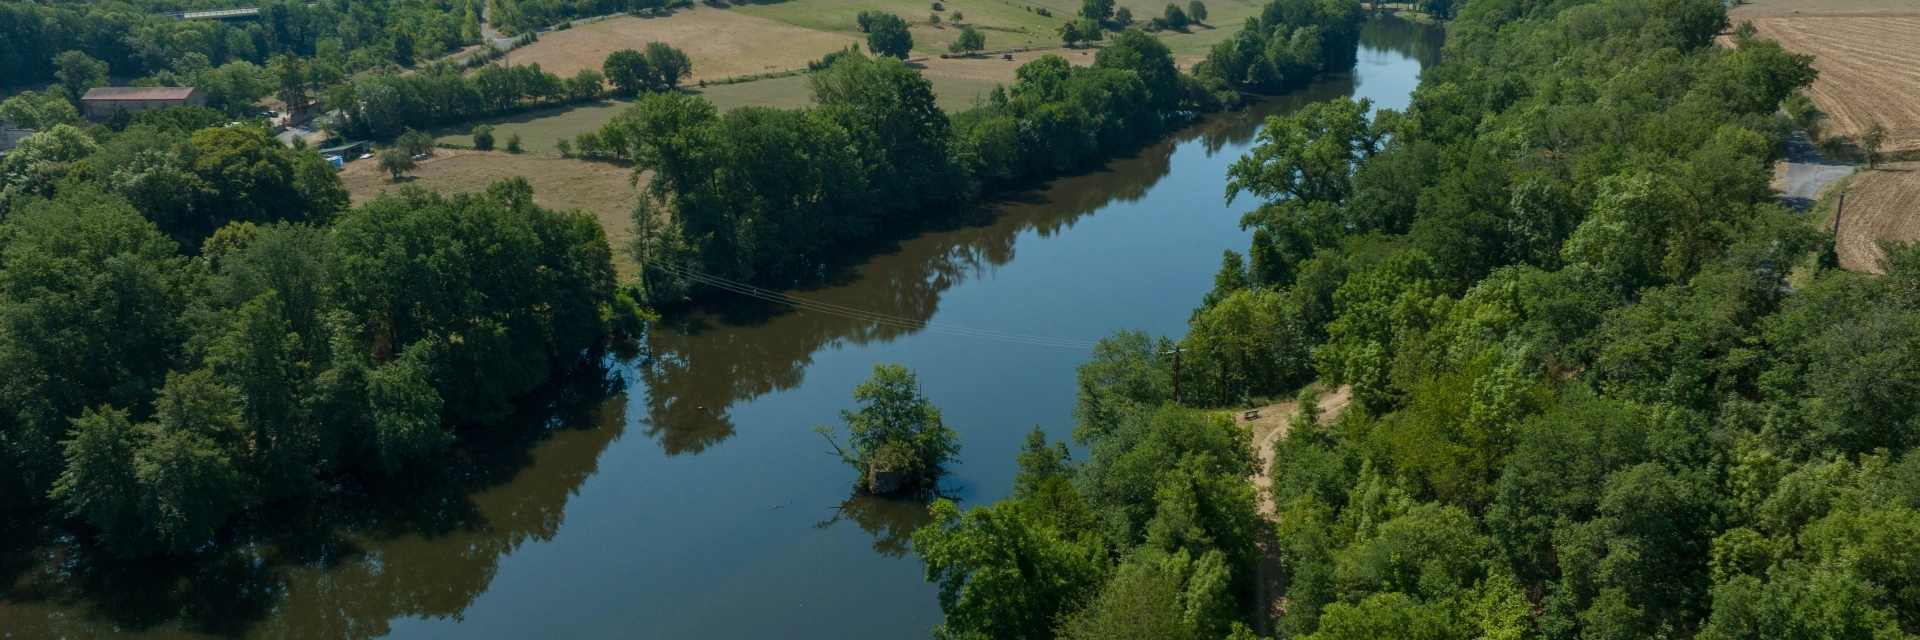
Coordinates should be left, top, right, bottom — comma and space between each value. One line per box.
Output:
319, 140, 373, 162
0, 120, 32, 153
80, 87, 206, 122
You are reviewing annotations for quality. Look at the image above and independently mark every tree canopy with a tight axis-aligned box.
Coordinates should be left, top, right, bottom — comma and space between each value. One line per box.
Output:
905, 0, 1920, 639
0, 108, 631, 556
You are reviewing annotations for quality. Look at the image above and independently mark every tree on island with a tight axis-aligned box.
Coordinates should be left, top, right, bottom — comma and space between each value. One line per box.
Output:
815, 364, 960, 494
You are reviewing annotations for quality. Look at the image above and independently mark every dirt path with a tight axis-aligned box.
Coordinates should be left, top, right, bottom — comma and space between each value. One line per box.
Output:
1237, 385, 1351, 515
1238, 385, 1350, 636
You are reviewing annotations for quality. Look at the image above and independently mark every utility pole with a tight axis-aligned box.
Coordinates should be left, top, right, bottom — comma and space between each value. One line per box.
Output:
1834, 192, 1846, 254
1164, 347, 1185, 404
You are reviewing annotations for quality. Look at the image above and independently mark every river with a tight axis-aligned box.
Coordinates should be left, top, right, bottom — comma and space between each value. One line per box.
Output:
0, 15, 1440, 639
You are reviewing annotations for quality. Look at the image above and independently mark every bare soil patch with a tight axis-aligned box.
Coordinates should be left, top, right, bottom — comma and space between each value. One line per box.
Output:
1743, 15, 1920, 152
1833, 163, 1920, 273
1238, 384, 1349, 636
1235, 385, 1351, 517
502, 8, 860, 83
338, 149, 646, 274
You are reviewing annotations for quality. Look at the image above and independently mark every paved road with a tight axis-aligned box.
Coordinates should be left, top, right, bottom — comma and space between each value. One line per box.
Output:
1781, 130, 1855, 208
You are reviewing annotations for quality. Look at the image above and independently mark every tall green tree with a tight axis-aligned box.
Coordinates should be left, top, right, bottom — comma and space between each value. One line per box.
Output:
52, 50, 108, 98
0, 189, 190, 505
864, 13, 914, 58
644, 42, 692, 89
949, 25, 987, 55
603, 48, 652, 96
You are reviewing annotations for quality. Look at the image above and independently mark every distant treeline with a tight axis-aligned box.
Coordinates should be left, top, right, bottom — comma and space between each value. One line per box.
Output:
487, 0, 689, 35
620, 12, 1365, 304
1, 0, 482, 91
329, 60, 605, 140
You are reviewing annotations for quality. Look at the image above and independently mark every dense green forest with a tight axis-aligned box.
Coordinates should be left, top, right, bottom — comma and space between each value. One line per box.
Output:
626, 2, 1367, 301
0, 111, 634, 555
912, 0, 1920, 638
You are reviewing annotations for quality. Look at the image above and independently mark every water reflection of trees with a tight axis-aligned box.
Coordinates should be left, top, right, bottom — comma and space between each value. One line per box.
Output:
0, 362, 629, 640
1359, 14, 1445, 68
631, 33, 1445, 457
814, 491, 941, 559
635, 127, 1188, 456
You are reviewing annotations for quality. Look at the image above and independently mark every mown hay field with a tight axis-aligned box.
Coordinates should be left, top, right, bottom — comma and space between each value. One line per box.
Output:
503, 8, 860, 83
426, 77, 825, 153
1833, 163, 1920, 273
729, 0, 1263, 56
1744, 15, 1920, 152
338, 149, 646, 274
429, 99, 636, 154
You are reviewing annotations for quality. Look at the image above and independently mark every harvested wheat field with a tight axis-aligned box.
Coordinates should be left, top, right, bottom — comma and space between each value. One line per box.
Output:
503, 8, 860, 83
1742, 14, 1920, 152
1833, 163, 1920, 273
338, 149, 646, 273
1731, 0, 1920, 15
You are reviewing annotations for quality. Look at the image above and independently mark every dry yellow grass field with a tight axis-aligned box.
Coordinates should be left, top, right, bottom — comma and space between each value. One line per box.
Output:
338, 149, 646, 274
1833, 163, 1920, 273
502, 8, 861, 83
1731, 0, 1920, 15
1742, 15, 1920, 152
914, 46, 1093, 82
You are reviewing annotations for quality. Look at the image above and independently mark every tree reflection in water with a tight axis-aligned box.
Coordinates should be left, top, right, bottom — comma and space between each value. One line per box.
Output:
632, 95, 1305, 458
0, 17, 1449, 634
0, 360, 627, 639
814, 490, 944, 559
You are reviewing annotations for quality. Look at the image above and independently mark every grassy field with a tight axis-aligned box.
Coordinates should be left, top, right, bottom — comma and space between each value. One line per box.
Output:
914, 47, 1092, 91
430, 99, 636, 154
1834, 163, 1920, 273
338, 149, 646, 274
1744, 15, 1920, 152
729, 0, 1264, 56
503, 8, 861, 82
430, 61, 1026, 154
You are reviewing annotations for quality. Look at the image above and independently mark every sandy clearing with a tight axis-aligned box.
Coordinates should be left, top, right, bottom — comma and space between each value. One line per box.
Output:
1242, 384, 1349, 637
1743, 15, 1920, 152
337, 149, 646, 275
1833, 163, 1920, 273
1234, 385, 1352, 517
501, 9, 861, 84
